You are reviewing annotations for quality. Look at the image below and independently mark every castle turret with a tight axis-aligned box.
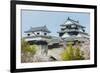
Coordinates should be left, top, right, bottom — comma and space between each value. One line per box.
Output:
24, 25, 51, 56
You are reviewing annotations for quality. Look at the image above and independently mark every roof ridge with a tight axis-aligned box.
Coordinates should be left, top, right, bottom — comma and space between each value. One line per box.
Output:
25, 25, 51, 33
67, 17, 79, 23
31, 25, 46, 29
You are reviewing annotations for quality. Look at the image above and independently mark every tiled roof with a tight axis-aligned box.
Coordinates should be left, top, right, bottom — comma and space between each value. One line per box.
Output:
60, 17, 85, 28
25, 25, 51, 33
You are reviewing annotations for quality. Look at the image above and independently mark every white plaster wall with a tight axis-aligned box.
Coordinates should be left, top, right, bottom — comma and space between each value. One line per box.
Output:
24, 32, 35, 37
34, 31, 48, 36
62, 33, 70, 38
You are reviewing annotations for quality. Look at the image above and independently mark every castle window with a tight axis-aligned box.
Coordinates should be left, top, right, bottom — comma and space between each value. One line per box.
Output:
27, 34, 30, 36
44, 33, 47, 35
37, 33, 40, 35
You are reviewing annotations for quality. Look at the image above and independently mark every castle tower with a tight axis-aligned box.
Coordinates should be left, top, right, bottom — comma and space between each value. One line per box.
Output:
58, 17, 89, 42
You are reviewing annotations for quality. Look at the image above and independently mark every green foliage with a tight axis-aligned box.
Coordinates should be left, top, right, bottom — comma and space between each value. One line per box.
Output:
61, 42, 84, 61
21, 39, 37, 62
21, 39, 37, 55
74, 48, 84, 60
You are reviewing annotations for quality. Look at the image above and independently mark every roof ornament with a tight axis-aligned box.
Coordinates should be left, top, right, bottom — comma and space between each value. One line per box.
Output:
67, 17, 79, 24
67, 17, 70, 20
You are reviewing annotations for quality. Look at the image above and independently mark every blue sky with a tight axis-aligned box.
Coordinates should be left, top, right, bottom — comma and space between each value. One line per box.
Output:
21, 10, 90, 37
